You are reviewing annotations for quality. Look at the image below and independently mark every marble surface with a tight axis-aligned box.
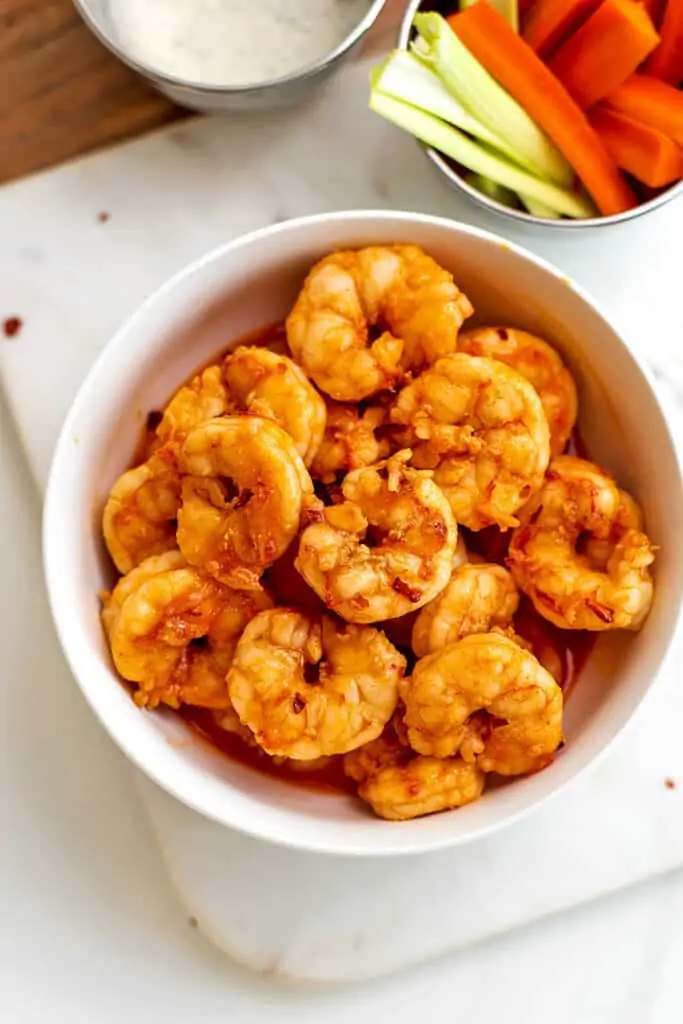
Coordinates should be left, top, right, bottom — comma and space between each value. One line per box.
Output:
2, 385, 683, 1021
2, 50, 683, 992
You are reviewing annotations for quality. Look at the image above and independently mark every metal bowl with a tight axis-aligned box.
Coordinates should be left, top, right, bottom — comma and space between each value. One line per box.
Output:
74, 0, 388, 113
398, 0, 683, 229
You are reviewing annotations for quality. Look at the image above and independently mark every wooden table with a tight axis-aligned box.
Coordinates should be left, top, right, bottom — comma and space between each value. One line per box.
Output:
0, 0, 184, 185
0, 0, 402, 186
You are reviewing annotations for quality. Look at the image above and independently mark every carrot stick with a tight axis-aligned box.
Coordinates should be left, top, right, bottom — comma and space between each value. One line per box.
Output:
606, 73, 683, 143
646, 0, 683, 84
447, 3, 637, 215
523, 0, 602, 57
589, 105, 683, 185
548, 0, 660, 109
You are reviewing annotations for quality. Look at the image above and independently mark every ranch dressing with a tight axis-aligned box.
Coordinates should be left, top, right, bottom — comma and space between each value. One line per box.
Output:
112, 0, 372, 87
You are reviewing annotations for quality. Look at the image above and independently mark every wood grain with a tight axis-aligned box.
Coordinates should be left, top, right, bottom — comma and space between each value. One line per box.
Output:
0, 0, 403, 186
0, 0, 184, 185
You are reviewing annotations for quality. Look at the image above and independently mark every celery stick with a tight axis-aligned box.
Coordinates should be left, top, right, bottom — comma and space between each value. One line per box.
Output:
369, 90, 595, 219
413, 12, 572, 187
520, 195, 563, 219
464, 172, 520, 208
374, 51, 539, 170
461, 0, 519, 33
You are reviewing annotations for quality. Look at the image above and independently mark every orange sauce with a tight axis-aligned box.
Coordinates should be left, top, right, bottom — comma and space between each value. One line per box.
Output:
131, 322, 596, 793
178, 706, 357, 795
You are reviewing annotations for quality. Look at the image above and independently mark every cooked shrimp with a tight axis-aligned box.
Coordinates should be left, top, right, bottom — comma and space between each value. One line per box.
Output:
508, 456, 655, 631
176, 416, 313, 590
381, 536, 470, 649
156, 365, 230, 449
102, 551, 272, 710
402, 632, 563, 775
452, 533, 470, 569
459, 327, 578, 457
296, 450, 458, 623
412, 563, 519, 656
102, 454, 181, 575
361, 756, 484, 820
344, 716, 484, 820
286, 245, 473, 401
226, 608, 405, 759
222, 346, 326, 466
310, 401, 391, 483
391, 354, 550, 531
581, 488, 644, 570
343, 718, 411, 784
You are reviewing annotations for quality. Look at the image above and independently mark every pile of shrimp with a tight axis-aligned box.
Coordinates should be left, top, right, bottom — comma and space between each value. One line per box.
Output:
100, 244, 657, 823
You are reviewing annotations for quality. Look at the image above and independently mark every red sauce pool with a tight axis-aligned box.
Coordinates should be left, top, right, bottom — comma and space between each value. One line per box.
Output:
178, 706, 357, 795
131, 324, 596, 793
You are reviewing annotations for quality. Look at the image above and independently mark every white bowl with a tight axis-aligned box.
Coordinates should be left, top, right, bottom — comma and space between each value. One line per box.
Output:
43, 211, 682, 856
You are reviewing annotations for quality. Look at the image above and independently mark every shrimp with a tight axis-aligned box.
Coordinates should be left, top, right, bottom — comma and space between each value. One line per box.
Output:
102, 454, 181, 575
175, 416, 313, 590
412, 563, 519, 657
222, 346, 326, 466
459, 327, 578, 457
344, 715, 484, 820
102, 551, 272, 710
580, 488, 644, 569
310, 401, 391, 483
402, 632, 563, 775
156, 365, 230, 449
295, 450, 458, 623
379, 537, 468, 649
507, 455, 655, 631
226, 608, 405, 759
390, 353, 551, 530
286, 245, 473, 402
359, 756, 484, 820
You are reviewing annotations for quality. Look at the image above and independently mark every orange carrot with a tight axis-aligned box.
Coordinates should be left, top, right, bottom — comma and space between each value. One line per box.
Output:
646, 0, 683, 84
548, 0, 660, 109
589, 105, 683, 185
447, 3, 637, 215
523, 0, 602, 57
606, 73, 683, 143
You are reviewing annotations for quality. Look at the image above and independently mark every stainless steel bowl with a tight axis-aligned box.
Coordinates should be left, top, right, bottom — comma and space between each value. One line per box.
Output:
74, 0, 388, 113
398, 0, 683, 228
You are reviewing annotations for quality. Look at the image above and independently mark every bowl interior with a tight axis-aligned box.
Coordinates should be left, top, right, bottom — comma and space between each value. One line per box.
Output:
44, 212, 682, 854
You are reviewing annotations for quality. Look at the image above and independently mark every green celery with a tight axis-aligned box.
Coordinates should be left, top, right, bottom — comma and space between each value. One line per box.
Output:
374, 51, 540, 170
413, 12, 572, 187
519, 195, 563, 219
464, 172, 520, 208
460, 0, 519, 33
369, 89, 595, 219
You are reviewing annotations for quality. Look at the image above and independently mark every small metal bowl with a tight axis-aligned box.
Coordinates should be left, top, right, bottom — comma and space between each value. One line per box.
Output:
74, 0, 388, 113
398, 0, 683, 229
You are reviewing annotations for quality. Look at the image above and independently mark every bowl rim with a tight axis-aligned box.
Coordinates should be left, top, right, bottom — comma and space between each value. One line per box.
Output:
73, 0, 388, 96
42, 209, 683, 855
396, 0, 683, 229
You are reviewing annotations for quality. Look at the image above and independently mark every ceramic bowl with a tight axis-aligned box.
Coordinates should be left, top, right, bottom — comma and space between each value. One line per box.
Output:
43, 211, 682, 855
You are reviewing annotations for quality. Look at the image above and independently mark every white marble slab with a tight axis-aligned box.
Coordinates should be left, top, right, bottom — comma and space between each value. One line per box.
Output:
2, 53, 683, 983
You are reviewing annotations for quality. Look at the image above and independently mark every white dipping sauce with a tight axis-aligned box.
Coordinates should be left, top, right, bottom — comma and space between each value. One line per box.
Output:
111, 0, 372, 87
